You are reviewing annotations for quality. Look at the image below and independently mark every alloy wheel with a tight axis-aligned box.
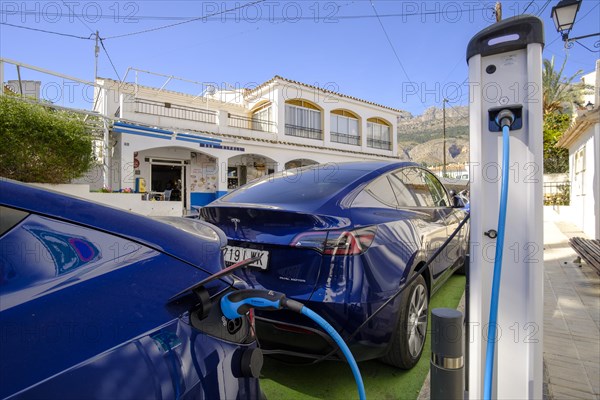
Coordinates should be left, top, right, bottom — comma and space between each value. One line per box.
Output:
407, 284, 428, 358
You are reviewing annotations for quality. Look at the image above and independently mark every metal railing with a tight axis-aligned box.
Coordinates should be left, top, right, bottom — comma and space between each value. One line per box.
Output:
228, 113, 276, 133
367, 138, 392, 150
135, 99, 217, 124
543, 181, 570, 205
331, 132, 360, 146
285, 124, 323, 140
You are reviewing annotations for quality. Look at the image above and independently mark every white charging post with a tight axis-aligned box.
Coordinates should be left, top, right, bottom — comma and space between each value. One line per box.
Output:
466, 16, 544, 399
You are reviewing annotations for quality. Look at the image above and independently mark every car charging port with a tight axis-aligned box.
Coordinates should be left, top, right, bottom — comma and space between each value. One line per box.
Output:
227, 317, 243, 335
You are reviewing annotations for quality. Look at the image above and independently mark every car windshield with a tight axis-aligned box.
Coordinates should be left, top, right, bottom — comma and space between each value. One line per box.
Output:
219, 165, 368, 206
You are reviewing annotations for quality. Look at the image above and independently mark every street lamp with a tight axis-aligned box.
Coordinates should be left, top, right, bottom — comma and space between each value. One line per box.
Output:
442, 98, 448, 177
550, 0, 581, 40
585, 101, 594, 111
550, 0, 600, 50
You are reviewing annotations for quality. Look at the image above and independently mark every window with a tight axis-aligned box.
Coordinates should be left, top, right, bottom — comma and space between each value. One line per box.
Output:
252, 103, 273, 132
331, 110, 359, 145
394, 168, 435, 207
353, 175, 397, 208
367, 118, 391, 150
388, 173, 418, 207
285, 100, 322, 140
422, 171, 450, 207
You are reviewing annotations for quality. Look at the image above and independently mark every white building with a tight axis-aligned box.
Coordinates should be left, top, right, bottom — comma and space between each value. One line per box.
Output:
557, 60, 600, 239
93, 74, 404, 211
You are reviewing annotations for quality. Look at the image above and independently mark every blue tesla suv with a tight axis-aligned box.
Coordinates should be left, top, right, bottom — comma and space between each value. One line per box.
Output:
201, 161, 469, 369
0, 180, 262, 399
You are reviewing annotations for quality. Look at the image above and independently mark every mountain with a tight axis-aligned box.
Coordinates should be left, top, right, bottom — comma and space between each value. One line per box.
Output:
397, 105, 470, 164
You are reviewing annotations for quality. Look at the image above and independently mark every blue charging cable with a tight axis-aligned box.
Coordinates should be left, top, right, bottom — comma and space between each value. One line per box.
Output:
221, 289, 366, 400
483, 111, 514, 400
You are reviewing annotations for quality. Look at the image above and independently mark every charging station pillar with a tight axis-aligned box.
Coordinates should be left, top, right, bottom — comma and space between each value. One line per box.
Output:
466, 16, 544, 399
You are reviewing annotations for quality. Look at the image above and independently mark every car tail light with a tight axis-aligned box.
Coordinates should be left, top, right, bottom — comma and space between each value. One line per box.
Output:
290, 226, 377, 256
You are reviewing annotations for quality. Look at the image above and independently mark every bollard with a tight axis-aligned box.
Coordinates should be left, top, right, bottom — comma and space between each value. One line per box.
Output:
430, 308, 464, 400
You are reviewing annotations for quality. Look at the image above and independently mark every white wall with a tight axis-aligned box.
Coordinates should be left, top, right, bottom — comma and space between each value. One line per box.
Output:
31, 184, 183, 217
569, 125, 599, 239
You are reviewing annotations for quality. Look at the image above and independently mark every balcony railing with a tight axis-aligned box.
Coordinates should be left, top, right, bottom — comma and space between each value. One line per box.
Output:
228, 113, 276, 133
285, 124, 323, 140
331, 132, 360, 146
367, 138, 392, 150
135, 99, 217, 124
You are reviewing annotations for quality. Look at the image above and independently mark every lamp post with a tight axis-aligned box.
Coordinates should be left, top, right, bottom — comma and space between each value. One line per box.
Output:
442, 98, 448, 177
550, 0, 600, 49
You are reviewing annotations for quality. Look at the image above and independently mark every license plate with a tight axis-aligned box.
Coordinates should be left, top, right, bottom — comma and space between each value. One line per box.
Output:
223, 246, 269, 270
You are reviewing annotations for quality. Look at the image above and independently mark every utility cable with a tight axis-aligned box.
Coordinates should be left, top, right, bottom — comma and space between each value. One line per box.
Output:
369, 0, 411, 82
99, 39, 122, 81
522, 0, 536, 15
103, 0, 266, 40
0, 21, 92, 40
0, 7, 494, 22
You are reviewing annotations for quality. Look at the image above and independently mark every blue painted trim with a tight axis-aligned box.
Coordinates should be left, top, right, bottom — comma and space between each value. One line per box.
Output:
190, 192, 217, 207
215, 191, 228, 199
114, 122, 173, 135
177, 133, 222, 143
175, 137, 222, 146
113, 128, 171, 140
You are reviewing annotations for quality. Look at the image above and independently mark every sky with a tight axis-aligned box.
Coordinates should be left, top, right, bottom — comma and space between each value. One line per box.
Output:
1, 0, 599, 116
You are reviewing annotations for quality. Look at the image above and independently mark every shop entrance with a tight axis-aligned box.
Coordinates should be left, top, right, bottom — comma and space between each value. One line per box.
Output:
151, 163, 186, 207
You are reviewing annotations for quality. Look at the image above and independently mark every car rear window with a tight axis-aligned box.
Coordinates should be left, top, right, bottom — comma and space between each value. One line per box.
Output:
219, 165, 368, 205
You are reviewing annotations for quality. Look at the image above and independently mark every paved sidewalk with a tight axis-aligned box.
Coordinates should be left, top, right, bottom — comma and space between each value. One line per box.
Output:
418, 209, 600, 399
543, 209, 600, 400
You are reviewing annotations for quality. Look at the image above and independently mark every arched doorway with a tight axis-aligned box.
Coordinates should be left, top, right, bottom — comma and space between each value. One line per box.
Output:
227, 154, 278, 189
285, 159, 319, 169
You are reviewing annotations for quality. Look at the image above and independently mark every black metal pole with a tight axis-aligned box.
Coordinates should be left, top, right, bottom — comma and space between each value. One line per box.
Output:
443, 99, 447, 177
431, 308, 464, 400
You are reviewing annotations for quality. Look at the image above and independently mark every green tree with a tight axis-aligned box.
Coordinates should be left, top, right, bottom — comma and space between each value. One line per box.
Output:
542, 56, 589, 115
543, 112, 570, 174
0, 95, 94, 183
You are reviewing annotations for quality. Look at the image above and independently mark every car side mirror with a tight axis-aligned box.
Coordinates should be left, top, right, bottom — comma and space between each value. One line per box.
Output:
448, 191, 465, 208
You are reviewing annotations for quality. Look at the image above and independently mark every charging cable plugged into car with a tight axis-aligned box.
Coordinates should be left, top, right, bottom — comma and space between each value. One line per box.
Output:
220, 289, 367, 400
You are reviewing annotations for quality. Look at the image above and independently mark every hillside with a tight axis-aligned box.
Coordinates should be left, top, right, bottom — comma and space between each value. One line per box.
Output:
397, 105, 470, 164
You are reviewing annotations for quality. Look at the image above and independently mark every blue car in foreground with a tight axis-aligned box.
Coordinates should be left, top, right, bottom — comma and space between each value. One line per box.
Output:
201, 162, 469, 369
0, 180, 262, 399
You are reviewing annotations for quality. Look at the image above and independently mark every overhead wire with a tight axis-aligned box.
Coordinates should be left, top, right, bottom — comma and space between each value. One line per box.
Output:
369, 0, 411, 82
103, 0, 267, 40
0, 7, 498, 23
522, 0, 536, 15
0, 21, 92, 40
535, 0, 552, 17
99, 39, 122, 82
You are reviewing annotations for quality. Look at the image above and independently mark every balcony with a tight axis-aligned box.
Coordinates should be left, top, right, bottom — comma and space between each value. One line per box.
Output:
367, 138, 392, 150
285, 124, 323, 140
331, 132, 360, 146
228, 113, 276, 133
135, 99, 217, 124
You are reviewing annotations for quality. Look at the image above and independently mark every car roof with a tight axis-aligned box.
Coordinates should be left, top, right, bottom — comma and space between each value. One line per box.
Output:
0, 180, 226, 279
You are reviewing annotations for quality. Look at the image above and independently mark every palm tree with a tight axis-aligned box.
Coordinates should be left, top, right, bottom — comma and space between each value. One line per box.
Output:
542, 56, 590, 115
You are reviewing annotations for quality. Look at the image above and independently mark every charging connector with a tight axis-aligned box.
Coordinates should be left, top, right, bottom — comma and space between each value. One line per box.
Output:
488, 105, 523, 132
221, 289, 367, 400
496, 109, 516, 129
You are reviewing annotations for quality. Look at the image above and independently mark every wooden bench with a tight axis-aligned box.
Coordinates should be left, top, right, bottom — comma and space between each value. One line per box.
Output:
569, 237, 600, 274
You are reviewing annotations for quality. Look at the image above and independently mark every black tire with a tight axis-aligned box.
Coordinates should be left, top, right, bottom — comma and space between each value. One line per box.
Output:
381, 274, 429, 369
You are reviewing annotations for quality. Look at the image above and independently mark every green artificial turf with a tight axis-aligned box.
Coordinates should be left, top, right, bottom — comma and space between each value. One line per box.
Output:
260, 274, 466, 400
